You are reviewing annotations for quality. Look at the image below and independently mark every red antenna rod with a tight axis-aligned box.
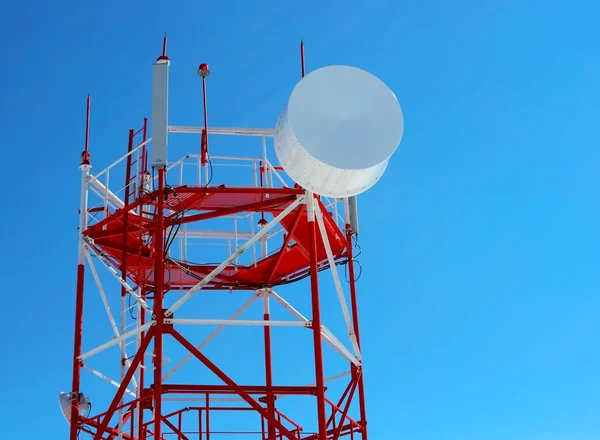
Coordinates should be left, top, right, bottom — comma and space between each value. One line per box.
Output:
198, 63, 211, 166
157, 32, 169, 62
300, 40, 305, 78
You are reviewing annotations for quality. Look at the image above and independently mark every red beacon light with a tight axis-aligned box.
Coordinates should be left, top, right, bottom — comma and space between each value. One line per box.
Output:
197, 63, 210, 78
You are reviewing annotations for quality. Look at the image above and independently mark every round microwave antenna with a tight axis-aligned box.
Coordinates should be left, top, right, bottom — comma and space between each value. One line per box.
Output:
275, 65, 404, 198
58, 391, 91, 424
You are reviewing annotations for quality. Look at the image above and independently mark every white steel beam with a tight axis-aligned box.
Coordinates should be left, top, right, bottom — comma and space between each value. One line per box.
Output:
168, 126, 274, 136
320, 325, 358, 367
175, 230, 254, 240
85, 250, 120, 338
264, 159, 288, 187
164, 318, 309, 327
79, 322, 154, 361
165, 195, 304, 316
82, 365, 136, 398
94, 138, 151, 180
162, 294, 259, 381
269, 290, 361, 367
88, 176, 137, 216
83, 241, 152, 313
314, 203, 362, 360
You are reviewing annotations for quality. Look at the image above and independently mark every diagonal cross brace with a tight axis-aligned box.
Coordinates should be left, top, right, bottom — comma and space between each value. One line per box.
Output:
170, 328, 300, 440
314, 203, 361, 360
165, 196, 304, 317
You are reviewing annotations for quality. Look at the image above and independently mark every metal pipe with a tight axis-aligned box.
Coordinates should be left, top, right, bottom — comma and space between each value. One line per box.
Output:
70, 168, 90, 439
263, 290, 276, 440
346, 229, 368, 440
70, 96, 92, 440
306, 192, 327, 440
300, 40, 305, 78
153, 168, 166, 440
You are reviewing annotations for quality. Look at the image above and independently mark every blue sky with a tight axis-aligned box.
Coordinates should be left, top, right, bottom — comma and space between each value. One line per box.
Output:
1, 0, 600, 438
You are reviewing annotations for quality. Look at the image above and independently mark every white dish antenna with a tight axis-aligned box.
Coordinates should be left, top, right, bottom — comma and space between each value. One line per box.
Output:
59, 391, 91, 423
275, 65, 404, 198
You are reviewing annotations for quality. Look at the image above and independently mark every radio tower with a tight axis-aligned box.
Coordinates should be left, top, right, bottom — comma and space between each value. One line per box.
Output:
61, 36, 404, 440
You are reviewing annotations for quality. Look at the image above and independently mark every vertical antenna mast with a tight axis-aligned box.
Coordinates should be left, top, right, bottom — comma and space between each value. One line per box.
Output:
198, 63, 211, 169
65, 37, 404, 440
300, 40, 305, 78
81, 94, 91, 165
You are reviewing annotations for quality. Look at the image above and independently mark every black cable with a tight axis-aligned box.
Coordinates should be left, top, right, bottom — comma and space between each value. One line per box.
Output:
167, 256, 349, 289
163, 188, 185, 257
164, 152, 214, 258
206, 152, 214, 186
353, 259, 363, 282
352, 234, 362, 258
127, 292, 138, 320
344, 257, 363, 283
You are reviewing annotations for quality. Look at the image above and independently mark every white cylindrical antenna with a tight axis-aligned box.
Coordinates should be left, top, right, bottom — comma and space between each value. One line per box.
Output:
275, 65, 404, 198
151, 35, 170, 169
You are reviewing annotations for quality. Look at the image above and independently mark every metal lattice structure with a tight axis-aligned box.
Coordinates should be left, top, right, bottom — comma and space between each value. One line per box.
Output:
66, 39, 370, 440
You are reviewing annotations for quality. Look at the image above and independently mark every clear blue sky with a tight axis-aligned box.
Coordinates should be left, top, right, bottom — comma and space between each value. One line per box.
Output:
1, 0, 600, 439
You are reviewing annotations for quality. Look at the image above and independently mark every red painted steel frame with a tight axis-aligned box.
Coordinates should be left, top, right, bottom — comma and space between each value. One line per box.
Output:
70, 264, 85, 440
153, 167, 166, 440
73, 188, 368, 439
345, 229, 368, 440
308, 194, 328, 440
70, 94, 91, 440
69, 43, 371, 440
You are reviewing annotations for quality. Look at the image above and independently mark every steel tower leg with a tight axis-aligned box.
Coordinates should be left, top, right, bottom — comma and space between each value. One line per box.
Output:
70, 95, 92, 440
346, 230, 368, 440
307, 192, 327, 440
153, 167, 166, 439
70, 162, 90, 440
263, 289, 276, 440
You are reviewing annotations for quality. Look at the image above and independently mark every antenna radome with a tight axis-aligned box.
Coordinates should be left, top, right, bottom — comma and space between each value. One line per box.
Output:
275, 65, 404, 198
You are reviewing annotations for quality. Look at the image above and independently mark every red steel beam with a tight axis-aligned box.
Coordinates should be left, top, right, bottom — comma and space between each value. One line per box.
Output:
162, 415, 190, 440
346, 230, 368, 438
264, 294, 276, 440
169, 328, 300, 440
160, 384, 319, 395
153, 167, 167, 440
331, 372, 360, 440
93, 329, 155, 440
307, 194, 327, 440
268, 210, 305, 282
167, 194, 298, 226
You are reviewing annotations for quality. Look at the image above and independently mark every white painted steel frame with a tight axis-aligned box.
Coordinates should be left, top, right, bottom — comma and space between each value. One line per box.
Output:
162, 294, 260, 381
165, 195, 305, 317
75, 125, 362, 433
269, 290, 360, 367
79, 322, 154, 361
168, 126, 275, 136
314, 202, 362, 360
164, 318, 310, 327
83, 240, 152, 313
82, 365, 136, 398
